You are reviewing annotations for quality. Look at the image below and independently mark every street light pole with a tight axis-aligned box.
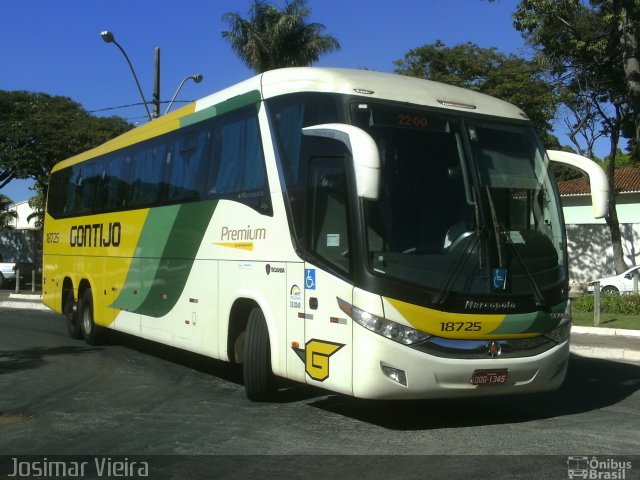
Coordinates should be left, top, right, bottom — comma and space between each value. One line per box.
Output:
152, 47, 160, 118
165, 74, 204, 114
100, 30, 153, 121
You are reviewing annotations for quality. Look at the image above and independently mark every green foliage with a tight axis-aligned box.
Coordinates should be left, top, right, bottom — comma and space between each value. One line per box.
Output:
0, 90, 131, 192
602, 149, 639, 169
513, 0, 639, 161
0, 193, 17, 231
27, 185, 45, 230
572, 293, 640, 315
393, 40, 559, 146
221, 0, 340, 73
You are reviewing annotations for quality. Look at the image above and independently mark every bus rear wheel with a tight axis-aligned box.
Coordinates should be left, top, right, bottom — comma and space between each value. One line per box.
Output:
79, 288, 102, 345
64, 290, 82, 339
243, 308, 276, 401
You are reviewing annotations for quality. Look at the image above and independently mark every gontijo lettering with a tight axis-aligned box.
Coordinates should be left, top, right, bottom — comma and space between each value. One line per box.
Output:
70, 222, 121, 247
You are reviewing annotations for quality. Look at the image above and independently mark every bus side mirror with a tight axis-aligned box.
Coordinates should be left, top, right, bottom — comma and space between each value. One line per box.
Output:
302, 124, 380, 200
547, 150, 609, 219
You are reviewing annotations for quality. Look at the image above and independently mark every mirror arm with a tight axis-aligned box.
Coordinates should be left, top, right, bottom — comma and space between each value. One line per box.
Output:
547, 150, 609, 219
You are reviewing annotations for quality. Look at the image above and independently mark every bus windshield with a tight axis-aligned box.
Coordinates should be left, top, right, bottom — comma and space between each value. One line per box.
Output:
351, 102, 565, 299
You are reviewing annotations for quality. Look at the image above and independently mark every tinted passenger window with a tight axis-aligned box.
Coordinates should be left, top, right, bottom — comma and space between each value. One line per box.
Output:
47, 104, 272, 218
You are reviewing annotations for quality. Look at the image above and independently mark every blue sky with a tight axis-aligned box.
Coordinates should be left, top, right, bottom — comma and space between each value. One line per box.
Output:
2, 0, 535, 203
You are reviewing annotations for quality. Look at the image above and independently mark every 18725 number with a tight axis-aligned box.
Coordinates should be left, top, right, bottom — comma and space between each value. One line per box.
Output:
440, 321, 482, 332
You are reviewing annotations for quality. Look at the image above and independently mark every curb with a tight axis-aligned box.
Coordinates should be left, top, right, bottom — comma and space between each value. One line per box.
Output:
571, 326, 640, 363
0, 293, 49, 311
570, 344, 640, 363
572, 325, 640, 338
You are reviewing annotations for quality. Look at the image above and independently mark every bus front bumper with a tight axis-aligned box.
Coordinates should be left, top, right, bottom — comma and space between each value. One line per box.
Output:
352, 329, 569, 400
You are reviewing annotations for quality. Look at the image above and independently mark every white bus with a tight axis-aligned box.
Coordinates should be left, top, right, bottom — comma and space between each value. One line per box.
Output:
43, 68, 608, 400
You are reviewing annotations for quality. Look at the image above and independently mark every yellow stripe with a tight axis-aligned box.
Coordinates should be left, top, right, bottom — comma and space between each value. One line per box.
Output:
52, 103, 196, 172
385, 297, 509, 339
213, 242, 254, 251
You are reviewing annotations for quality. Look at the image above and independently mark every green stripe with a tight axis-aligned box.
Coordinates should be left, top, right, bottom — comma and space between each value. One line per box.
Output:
112, 200, 218, 317
180, 90, 262, 127
489, 302, 567, 335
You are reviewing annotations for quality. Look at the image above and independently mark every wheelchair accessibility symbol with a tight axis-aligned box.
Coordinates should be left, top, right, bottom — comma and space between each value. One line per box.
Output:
305, 269, 316, 290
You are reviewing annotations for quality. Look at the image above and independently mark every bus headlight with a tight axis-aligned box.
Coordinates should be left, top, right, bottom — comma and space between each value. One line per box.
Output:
544, 301, 572, 344
544, 318, 571, 344
338, 298, 430, 345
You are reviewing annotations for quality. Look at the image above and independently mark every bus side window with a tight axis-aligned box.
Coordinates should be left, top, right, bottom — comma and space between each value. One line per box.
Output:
207, 107, 270, 214
166, 128, 209, 202
78, 161, 103, 214
103, 153, 132, 211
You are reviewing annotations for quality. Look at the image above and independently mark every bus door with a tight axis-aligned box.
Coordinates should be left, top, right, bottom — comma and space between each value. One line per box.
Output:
300, 156, 354, 396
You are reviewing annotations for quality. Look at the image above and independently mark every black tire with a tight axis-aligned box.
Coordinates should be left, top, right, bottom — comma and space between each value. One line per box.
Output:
243, 308, 276, 401
601, 285, 619, 295
0, 273, 4, 289
79, 288, 102, 345
64, 290, 82, 340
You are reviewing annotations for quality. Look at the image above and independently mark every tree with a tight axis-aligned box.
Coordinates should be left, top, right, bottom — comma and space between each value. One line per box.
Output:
394, 40, 560, 147
0, 193, 17, 231
221, 0, 340, 74
512, 0, 637, 273
0, 91, 131, 194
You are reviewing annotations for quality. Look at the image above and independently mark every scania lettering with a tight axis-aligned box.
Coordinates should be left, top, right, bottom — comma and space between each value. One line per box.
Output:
43, 68, 608, 401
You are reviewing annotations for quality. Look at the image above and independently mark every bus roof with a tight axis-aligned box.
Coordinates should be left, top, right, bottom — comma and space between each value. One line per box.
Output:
53, 67, 529, 172
260, 67, 528, 120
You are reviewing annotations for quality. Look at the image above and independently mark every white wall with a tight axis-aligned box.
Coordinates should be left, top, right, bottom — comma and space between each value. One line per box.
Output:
561, 192, 640, 290
8, 200, 37, 230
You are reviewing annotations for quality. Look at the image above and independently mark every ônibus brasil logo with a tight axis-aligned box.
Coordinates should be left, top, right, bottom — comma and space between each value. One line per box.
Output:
567, 456, 632, 479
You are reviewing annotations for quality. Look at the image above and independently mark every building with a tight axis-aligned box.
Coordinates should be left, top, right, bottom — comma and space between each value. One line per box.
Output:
558, 167, 640, 292
0, 198, 41, 268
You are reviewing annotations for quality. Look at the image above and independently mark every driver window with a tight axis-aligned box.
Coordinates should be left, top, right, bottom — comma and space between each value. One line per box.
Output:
306, 157, 351, 274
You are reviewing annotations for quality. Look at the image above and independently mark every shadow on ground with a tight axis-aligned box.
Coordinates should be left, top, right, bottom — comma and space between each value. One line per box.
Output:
305, 354, 640, 430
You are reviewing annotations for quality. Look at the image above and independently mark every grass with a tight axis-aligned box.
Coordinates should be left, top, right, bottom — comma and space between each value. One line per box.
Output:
571, 311, 640, 330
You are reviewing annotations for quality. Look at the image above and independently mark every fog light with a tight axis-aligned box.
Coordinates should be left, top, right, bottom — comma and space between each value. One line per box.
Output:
381, 364, 407, 386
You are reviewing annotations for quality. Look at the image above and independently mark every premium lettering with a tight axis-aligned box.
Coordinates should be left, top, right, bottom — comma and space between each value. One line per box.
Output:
70, 222, 121, 247
220, 225, 266, 241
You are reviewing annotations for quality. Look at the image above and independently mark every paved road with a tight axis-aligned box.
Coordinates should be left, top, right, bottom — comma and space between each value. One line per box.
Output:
1, 307, 639, 478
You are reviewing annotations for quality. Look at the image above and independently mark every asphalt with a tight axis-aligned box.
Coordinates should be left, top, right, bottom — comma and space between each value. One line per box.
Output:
1, 290, 639, 364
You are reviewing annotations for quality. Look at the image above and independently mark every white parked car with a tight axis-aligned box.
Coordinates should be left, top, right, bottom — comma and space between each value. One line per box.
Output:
0, 256, 18, 289
0, 255, 32, 289
587, 265, 640, 294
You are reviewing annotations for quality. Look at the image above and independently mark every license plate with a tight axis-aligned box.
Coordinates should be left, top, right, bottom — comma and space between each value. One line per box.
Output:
471, 369, 509, 386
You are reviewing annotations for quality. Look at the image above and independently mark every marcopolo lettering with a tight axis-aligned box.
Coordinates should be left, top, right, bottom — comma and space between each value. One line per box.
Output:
220, 225, 266, 242
70, 222, 121, 247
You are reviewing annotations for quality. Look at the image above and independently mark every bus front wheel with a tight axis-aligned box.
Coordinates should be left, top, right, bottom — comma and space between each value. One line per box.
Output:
79, 288, 102, 345
243, 308, 276, 401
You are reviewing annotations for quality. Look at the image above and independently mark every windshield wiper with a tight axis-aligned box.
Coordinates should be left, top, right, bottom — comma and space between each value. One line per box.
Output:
484, 185, 504, 269
505, 238, 546, 307
433, 188, 484, 306
484, 186, 546, 307
433, 229, 481, 306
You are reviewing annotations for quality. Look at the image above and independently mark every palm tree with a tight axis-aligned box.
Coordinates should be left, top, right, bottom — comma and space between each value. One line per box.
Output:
0, 193, 17, 231
222, 0, 340, 74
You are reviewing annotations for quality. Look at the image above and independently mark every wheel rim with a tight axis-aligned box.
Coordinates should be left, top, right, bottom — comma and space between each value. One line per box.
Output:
83, 303, 92, 334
